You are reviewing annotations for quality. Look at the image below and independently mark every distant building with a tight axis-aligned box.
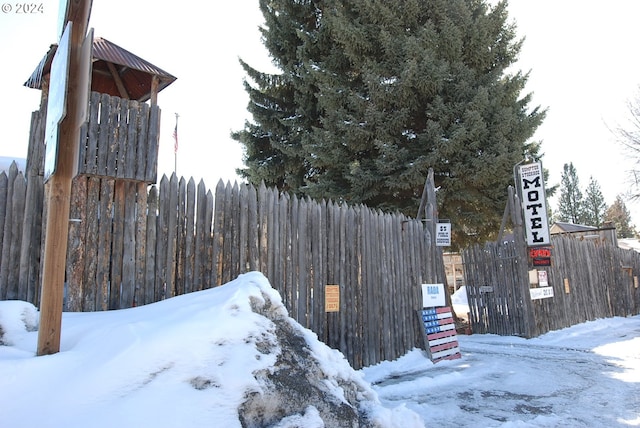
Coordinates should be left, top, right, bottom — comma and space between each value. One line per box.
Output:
443, 252, 464, 292
617, 238, 640, 253
550, 221, 617, 246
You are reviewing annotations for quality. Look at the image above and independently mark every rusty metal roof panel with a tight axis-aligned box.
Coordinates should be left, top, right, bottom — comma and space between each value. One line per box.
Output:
24, 44, 57, 90
24, 36, 176, 102
92, 37, 176, 82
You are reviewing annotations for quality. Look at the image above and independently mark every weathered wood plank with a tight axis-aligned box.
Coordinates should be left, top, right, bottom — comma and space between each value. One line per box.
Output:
183, 178, 196, 292
82, 91, 101, 175
5, 172, 26, 300
134, 182, 148, 306
65, 176, 87, 311
19, 172, 44, 305
164, 174, 180, 298
0, 164, 19, 298
115, 101, 128, 180
96, 93, 111, 176
247, 183, 259, 272
155, 175, 170, 301
238, 183, 249, 274
143, 185, 158, 305
96, 178, 114, 310
134, 103, 150, 182
203, 190, 214, 289
106, 95, 120, 177
123, 101, 139, 179
120, 182, 137, 308
230, 182, 240, 279
145, 106, 161, 183
0, 172, 8, 265
280, 192, 291, 310
296, 196, 308, 327
194, 179, 208, 289
221, 182, 234, 285
257, 182, 268, 274
212, 180, 225, 287
174, 177, 186, 296
82, 177, 100, 311
109, 181, 126, 309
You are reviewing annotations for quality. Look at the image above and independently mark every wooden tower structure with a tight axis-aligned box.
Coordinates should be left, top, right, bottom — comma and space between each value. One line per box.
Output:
25, 36, 177, 184
20, 36, 176, 312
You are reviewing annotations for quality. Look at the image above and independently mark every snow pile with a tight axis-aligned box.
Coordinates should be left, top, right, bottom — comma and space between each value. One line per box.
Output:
0, 272, 422, 428
0, 300, 38, 346
451, 285, 470, 321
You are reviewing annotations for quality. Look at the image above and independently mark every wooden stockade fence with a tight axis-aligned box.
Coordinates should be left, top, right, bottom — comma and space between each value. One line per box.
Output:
0, 166, 439, 369
77, 92, 161, 183
463, 230, 640, 338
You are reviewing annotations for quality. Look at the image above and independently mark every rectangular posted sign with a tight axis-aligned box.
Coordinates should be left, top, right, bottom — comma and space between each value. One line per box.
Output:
422, 283, 446, 308
530, 286, 554, 300
518, 162, 551, 246
529, 246, 552, 267
44, 22, 72, 183
325, 285, 340, 312
436, 222, 451, 246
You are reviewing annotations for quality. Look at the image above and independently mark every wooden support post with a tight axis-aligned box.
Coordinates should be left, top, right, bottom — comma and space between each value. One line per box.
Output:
37, 0, 93, 356
509, 186, 536, 338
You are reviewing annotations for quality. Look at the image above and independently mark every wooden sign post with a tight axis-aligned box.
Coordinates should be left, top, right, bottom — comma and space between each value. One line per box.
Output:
37, 0, 93, 356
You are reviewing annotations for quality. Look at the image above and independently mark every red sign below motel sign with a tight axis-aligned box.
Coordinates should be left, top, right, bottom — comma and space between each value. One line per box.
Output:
529, 247, 552, 266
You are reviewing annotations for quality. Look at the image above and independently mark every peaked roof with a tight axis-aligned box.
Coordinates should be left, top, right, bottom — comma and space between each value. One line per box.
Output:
25, 37, 176, 103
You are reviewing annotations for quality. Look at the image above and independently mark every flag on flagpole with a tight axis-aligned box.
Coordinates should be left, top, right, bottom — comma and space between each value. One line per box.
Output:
172, 122, 178, 153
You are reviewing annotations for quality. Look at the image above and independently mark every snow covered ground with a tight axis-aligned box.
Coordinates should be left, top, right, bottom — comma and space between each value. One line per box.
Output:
1, 272, 638, 427
365, 318, 640, 427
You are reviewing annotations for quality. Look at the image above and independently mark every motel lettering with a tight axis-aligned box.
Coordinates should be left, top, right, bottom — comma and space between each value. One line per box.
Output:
518, 162, 551, 246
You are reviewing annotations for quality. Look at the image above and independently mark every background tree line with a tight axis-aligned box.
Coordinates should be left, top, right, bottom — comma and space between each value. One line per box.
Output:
556, 162, 636, 238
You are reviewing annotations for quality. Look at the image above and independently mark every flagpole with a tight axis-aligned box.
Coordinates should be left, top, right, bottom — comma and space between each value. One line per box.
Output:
173, 113, 179, 175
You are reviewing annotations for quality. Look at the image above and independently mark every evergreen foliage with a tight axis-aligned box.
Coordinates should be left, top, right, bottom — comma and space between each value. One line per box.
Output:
605, 195, 636, 238
233, 0, 546, 247
557, 163, 584, 224
582, 176, 607, 227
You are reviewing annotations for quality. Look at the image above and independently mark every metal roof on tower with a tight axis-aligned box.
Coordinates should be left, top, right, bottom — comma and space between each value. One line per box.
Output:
24, 37, 176, 102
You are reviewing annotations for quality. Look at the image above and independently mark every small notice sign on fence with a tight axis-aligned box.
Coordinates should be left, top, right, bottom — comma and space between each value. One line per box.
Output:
419, 306, 461, 363
422, 283, 446, 307
530, 286, 554, 300
529, 247, 552, 267
436, 222, 451, 247
325, 285, 340, 312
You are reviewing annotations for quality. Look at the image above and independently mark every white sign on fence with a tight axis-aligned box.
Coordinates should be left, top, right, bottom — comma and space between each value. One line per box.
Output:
436, 222, 451, 247
517, 162, 551, 246
44, 22, 72, 183
530, 286, 554, 300
538, 270, 549, 287
422, 283, 446, 308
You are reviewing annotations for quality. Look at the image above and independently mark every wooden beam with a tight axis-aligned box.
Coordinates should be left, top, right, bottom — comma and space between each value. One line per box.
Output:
150, 75, 159, 106
37, 0, 93, 356
106, 62, 129, 99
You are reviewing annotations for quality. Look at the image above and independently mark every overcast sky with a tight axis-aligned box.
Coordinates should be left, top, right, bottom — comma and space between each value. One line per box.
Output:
1, 0, 640, 222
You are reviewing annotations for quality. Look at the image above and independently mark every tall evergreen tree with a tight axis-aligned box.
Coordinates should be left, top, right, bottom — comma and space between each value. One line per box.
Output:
231, 0, 324, 191
605, 195, 636, 238
234, 0, 546, 247
557, 162, 584, 224
582, 176, 607, 227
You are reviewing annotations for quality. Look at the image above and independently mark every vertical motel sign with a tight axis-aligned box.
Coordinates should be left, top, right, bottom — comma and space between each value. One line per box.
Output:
517, 162, 551, 246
